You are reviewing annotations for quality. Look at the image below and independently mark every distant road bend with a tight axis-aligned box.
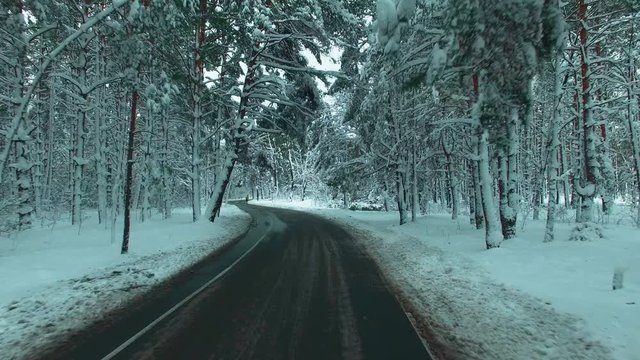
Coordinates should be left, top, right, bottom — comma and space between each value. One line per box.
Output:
41, 203, 433, 360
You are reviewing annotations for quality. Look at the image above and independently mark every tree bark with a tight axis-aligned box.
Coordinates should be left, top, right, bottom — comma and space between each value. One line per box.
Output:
473, 73, 502, 248
473, 152, 484, 229
498, 107, 519, 239
468, 160, 476, 225
443, 135, 458, 220
190, 0, 207, 222
545, 52, 564, 242
411, 143, 418, 222
575, 0, 597, 225
626, 21, 640, 227
478, 128, 502, 248
396, 161, 408, 225
161, 107, 172, 219
121, 90, 139, 254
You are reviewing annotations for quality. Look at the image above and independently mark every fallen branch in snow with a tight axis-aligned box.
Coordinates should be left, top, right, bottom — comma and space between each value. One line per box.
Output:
113, 284, 149, 292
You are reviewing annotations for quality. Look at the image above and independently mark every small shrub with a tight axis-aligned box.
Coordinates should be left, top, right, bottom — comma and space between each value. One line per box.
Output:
349, 201, 384, 211
569, 222, 604, 241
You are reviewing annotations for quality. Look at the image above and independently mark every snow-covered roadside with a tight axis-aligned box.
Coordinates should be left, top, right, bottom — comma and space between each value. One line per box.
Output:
0, 204, 251, 360
253, 200, 638, 359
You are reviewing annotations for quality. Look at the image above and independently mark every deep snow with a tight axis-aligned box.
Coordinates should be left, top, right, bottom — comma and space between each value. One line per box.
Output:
254, 199, 639, 360
0, 205, 251, 360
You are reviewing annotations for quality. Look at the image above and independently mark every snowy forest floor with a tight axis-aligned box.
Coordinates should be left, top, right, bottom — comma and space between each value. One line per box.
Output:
0, 205, 251, 360
253, 199, 640, 360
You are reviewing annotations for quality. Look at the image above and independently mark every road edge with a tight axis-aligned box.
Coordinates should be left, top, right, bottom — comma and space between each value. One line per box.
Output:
317, 215, 455, 360
31, 205, 254, 360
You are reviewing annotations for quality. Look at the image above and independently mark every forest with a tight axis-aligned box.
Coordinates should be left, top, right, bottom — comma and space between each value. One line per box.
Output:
1, 0, 640, 251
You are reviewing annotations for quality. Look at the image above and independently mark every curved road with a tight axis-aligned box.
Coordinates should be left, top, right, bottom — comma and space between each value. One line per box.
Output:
40, 204, 432, 360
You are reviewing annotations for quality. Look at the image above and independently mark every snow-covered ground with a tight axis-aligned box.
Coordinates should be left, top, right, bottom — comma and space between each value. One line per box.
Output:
0, 205, 251, 360
254, 199, 640, 360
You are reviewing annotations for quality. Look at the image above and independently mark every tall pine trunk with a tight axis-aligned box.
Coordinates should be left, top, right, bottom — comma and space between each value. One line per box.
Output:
478, 128, 502, 248
161, 108, 172, 219
498, 107, 519, 239
468, 160, 476, 225
474, 73, 502, 248
11, 2, 34, 230
121, 90, 139, 254
96, 82, 108, 225
627, 20, 640, 227
472, 152, 484, 228
545, 52, 564, 242
396, 160, 408, 225
190, 0, 207, 221
575, 0, 597, 225
443, 134, 458, 220
204, 36, 259, 222
411, 143, 418, 222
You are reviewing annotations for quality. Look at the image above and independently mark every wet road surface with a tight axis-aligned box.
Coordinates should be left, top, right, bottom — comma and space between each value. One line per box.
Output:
39, 204, 432, 360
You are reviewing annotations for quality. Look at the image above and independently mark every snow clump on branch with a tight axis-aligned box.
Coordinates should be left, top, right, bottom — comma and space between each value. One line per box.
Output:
376, 0, 416, 54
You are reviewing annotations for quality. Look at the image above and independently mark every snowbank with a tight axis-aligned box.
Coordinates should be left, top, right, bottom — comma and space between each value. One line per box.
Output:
253, 200, 639, 360
0, 204, 251, 360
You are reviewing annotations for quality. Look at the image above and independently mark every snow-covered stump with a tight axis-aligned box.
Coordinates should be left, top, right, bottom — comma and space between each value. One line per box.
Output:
612, 267, 625, 291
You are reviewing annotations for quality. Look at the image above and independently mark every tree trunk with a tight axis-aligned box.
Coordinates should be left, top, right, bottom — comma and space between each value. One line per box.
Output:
446, 152, 459, 220
545, 51, 564, 242
15, 131, 33, 230
96, 84, 108, 225
532, 185, 541, 221
140, 110, 152, 223
593, 36, 613, 219
396, 163, 408, 225
343, 185, 348, 208
411, 143, 418, 222
288, 147, 295, 194
468, 160, 476, 225
121, 90, 139, 254
442, 132, 458, 220
10, 4, 33, 230
575, 0, 597, 225
161, 108, 172, 219
627, 25, 640, 227
205, 148, 236, 221
473, 154, 484, 229
498, 108, 519, 239
71, 27, 92, 226
190, 0, 207, 222
560, 142, 571, 207
43, 76, 56, 205
479, 129, 502, 248
383, 179, 391, 212
191, 106, 202, 221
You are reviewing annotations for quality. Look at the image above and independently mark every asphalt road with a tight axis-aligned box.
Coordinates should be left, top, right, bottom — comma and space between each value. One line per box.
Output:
40, 204, 432, 360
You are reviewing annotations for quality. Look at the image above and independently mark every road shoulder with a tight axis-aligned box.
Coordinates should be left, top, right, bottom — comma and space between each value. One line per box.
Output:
316, 212, 612, 360
0, 205, 251, 360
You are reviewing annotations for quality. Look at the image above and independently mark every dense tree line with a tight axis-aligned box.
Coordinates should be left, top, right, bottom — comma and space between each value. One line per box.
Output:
2, 0, 639, 251
307, 0, 640, 248
269, 0, 640, 247
0, 0, 368, 252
